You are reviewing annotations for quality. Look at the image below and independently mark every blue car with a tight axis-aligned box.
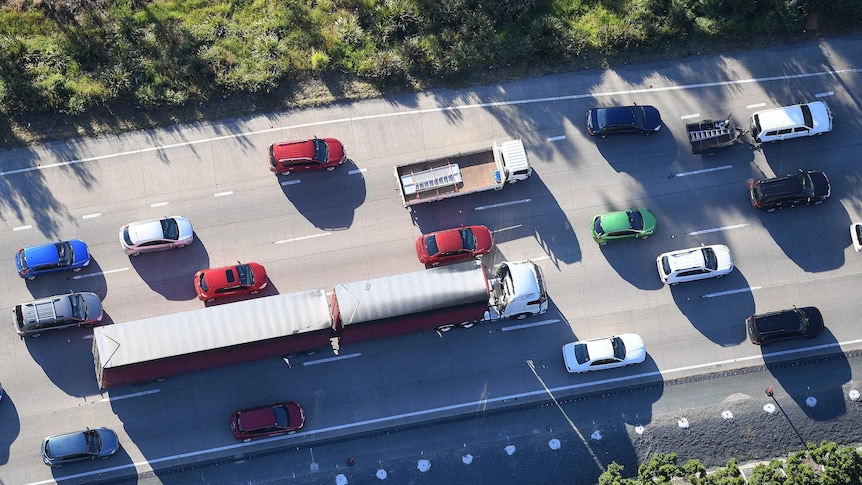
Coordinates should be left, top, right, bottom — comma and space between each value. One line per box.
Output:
16, 240, 90, 280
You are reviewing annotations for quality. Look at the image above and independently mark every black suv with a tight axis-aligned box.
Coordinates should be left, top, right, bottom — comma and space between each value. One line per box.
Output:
749, 169, 830, 212
746, 306, 824, 345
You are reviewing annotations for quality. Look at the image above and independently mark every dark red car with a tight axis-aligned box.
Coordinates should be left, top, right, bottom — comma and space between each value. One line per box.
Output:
231, 401, 305, 441
268, 137, 347, 175
415, 225, 493, 266
194, 262, 268, 302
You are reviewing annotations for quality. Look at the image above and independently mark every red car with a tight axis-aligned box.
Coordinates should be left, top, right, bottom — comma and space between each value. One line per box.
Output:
231, 401, 305, 441
194, 262, 268, 302
415, 225, 493, 266
268, 137, 347, 175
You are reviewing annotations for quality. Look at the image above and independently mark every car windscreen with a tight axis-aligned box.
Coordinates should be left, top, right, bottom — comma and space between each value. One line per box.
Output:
801, 104, 813, 128
313, 139, 330, 163
70, 294, 88, 321
574, 343, 590, 364
460, 229, 477, 250
56, 242, 73, 265
161, 218, 179, 240
236, 264, 255, 285
702, 247, 717, 270
628, 211, 644, 230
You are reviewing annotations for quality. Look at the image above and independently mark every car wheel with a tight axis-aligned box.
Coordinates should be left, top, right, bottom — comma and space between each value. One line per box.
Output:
326, 166, 337, 172
670, 282, 679, 286
288, 430, 297, 434
766, 208, 776, 213
73, 267, 82, 272
598, 241, 607, 246
642, 235, 650, 240
243, 438, 251, 443
514, 313, 530, 321
813, 200, 824, 205
31, 333, 41, 338
460, 322, 476, 329
176, 244, 186, 249
154, 377, 167, 383
250, 290, 259, 295
438, 325, 455, 332
131, 252, 140, 257
26, 275, 36, 281
431, 262, 440, 267
206, 298, 215, 303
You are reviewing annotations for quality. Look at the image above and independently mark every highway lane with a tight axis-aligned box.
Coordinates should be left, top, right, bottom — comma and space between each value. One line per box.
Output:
0, 35, 861, 483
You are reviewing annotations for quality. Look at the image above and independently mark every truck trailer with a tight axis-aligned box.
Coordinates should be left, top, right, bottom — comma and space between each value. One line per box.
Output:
93, 289, 333, 389
330, 259, 548, 349
93, 261, 548, 389
395, 139, 532, 208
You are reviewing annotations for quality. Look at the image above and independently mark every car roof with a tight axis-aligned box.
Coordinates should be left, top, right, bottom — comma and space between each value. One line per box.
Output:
271, 139, 317, 161
664, 247, 707, 271
754, 102, 828, 131
599, 211, 634, 232
126, 219, 167, 243
431, 228, 467, 253
585, 338, 615, 361
23, 242, 61, 267
239, 406, 277, 431
203, 265, 242, 287
46, 431, 88, 458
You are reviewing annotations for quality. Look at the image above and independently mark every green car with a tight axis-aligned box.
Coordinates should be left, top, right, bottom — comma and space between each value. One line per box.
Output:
591, 209, 656, 245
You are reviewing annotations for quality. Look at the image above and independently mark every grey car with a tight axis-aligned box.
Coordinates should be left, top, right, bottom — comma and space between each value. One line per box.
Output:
13, 292, 103, 337
41, 427, 120, 467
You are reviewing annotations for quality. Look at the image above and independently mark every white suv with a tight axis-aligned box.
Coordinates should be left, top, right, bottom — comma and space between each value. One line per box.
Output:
656, 244, 734, 285
750, 101, 832, 144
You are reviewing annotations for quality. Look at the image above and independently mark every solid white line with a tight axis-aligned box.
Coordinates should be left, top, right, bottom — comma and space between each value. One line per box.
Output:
214, 191, 233, 197
13, 225, 31, 231
501, 319, 559, 331
703, 286, 761, 298
37, 337, 862, 485
688, 223, 749, 235
150, 201, 169, 207
674, 165, 732, 177
100, 389, 160, 402
746, 102, 766, 109
303, 353, 362, 366
281, 179, 301, 186
72, 268, 129, 279
275, 233, 332, 244
475, 199, 531, 210
547, 135, 566, 142
815, 91, 834, 97
680, 113, 701, 119
348, 168, 367, 174
491, 224, 522, 233
6, 67, 859, 179
82, 213, 101, 219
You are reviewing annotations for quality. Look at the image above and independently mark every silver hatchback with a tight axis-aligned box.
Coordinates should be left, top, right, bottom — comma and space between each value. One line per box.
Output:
119, 216, 193, 256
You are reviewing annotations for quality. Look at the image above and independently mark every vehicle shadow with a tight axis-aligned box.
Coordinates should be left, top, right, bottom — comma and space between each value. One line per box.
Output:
762, 327, 849, 421
280, 159, 366, 230
670, 269, 753, 346
22, 256, 108, 300
0, 392, 20, 465
129, 235, 208, 301
599, 238, 664, 291
594, 125, 678, 175
24, 326, 102, 397
755, 199, 849, 273
408, 171, 581, 268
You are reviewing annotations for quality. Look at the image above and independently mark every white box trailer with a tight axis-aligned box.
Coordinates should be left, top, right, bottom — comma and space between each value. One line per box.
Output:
93, 290, 333, 389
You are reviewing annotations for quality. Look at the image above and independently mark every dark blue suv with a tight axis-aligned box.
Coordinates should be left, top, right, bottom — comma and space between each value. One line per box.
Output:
15, 240, 90, 280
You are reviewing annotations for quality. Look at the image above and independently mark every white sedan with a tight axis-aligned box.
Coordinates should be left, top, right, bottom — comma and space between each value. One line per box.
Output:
562, 333, 646, 373
119, 216, 194, 256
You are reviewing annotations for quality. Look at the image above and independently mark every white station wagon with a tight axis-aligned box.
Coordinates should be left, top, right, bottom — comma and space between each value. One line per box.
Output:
656, 244, 734, 285
750, 101, 832, 144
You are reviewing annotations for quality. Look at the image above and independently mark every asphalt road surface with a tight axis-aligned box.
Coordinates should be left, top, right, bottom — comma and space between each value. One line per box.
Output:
1, 33, 861, 485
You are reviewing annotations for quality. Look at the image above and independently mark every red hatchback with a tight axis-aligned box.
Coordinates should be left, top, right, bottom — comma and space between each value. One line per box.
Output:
231, 401, 305, 441
194, 262, 268, 302
268, 137, 347, 175
415, 225, 493, 266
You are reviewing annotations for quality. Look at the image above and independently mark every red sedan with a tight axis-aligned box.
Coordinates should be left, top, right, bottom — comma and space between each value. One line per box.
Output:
415, 225, 493, 266
231, 401, 305, 441
194, 262, 268, 302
